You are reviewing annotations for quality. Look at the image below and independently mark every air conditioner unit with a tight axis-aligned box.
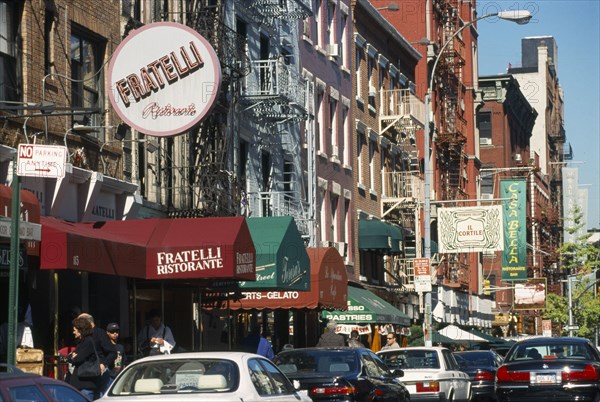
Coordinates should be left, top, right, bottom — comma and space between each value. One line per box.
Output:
321, 240, 334, 248
481, 193, 493, 200
514, 153, 523, 163
368, 86, 377, 98
480, 138, 492, 145
326, 43, 340, 58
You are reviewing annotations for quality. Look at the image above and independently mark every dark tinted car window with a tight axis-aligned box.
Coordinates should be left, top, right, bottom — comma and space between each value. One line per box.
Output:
506, 341, 598, 362
43, 383, 89, 402
454, 352, 496, 367
275, 350, 359, 375
9, 384, 47, 401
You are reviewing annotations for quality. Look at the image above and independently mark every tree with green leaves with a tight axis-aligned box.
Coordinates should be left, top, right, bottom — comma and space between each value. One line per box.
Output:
543, 206, 600, 339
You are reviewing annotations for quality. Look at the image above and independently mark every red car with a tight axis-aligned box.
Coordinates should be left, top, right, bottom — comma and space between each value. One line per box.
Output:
0, 365, 91, 402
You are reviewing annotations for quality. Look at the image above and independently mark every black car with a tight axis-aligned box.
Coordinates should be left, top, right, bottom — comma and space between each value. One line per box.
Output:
0, 365, 91, 401
274, 347, 411, 401
495, 337, 600, 402
454, 350, 503, 401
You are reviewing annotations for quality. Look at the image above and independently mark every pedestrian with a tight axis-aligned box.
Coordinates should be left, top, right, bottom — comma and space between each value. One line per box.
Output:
347, 330, 364, 348
105, 323, 124, 388
380, 332, 400, 350
242, 324, 275, 360
66, 316, 101, 400
78, 313, 116, 399
137, 309, 175, 356
316, 321, 345, 347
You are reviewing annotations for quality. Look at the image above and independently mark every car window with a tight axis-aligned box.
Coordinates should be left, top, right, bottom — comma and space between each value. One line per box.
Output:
249, 358, 278, 396
43, 384, 88, 402
109, 358, 238, 395
363, 354, 387, 377
275, 350, 359, 375
442, 350, 458, 370
257, 359, 296, 395
506, 342, 597, 362
8, 385, 48, 402
380, 350, 440, 369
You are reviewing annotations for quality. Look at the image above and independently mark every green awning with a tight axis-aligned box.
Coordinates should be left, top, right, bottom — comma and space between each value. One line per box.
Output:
240, 216, 310, 291
322, 286, 411, 326
388, 223, 403, 254
359, 219, 392, 250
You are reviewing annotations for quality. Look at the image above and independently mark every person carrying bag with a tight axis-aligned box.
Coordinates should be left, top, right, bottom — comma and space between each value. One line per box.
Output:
66, 316, 101, 400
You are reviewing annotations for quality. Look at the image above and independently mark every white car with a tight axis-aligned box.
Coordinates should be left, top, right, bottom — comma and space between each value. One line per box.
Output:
377, 346, 472, 402
98, 351, 312, 402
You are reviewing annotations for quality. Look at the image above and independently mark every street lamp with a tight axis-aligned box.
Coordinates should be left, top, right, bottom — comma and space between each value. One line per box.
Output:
422, 9, 532, 346
376, 2, 400, 12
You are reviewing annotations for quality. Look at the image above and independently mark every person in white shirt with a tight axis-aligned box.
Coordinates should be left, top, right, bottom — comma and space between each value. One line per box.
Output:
137, 309, 175, 356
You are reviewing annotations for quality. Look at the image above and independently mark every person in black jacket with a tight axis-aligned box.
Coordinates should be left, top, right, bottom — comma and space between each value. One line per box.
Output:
66, 316, 99, 400
79, 313, 116, 399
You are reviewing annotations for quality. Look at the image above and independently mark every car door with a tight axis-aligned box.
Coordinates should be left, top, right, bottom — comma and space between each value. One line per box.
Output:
362, 351, 406, 402
442, 349, 471, 401
248, 357, 310, 402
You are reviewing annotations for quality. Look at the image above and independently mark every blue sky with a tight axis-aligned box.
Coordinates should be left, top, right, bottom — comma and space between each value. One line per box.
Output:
477, 1, 600, 230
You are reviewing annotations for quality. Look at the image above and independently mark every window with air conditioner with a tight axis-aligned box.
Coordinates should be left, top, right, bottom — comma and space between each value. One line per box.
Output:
477, 111, 492, 145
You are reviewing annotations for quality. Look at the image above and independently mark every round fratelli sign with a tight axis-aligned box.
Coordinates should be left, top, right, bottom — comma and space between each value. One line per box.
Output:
107, 22, 221, 137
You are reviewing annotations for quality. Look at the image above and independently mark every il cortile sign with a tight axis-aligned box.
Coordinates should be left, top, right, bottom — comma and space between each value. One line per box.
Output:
107, 22, 221, 137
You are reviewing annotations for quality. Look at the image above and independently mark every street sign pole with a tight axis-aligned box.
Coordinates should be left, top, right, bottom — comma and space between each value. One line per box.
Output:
7, 151, 21, 366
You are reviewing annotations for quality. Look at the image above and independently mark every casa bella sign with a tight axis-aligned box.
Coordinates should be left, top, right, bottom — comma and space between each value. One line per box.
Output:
108, 22, 221, 137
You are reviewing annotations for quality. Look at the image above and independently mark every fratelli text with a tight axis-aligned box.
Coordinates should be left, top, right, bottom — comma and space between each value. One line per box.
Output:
156, 247, 222, 275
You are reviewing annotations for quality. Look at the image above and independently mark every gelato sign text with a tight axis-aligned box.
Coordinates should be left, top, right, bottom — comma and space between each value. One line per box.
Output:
108, 22, 221, 137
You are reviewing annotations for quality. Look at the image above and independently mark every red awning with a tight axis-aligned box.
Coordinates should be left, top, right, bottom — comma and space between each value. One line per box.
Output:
40, 216, 118, 275
41, 216, 256, 281
0, 185, 41, 256
230, 247, 348, 310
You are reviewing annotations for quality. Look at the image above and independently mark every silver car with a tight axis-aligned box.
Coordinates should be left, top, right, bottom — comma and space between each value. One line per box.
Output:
378, 346, 472, 402
98, 351, 311, 402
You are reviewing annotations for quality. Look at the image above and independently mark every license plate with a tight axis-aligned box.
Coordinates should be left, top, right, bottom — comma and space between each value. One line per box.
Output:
534, 374, 557, 384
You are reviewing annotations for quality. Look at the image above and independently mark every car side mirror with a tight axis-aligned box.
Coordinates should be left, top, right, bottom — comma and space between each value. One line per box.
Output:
392, 369, 404, 378
293, 379, 301, 390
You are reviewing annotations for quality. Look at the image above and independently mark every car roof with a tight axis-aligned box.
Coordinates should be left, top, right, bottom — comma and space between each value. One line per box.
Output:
278, 347, 361, 353
514, 337, 591, 345
129, 351, 262, 363
379, 346, 448, 353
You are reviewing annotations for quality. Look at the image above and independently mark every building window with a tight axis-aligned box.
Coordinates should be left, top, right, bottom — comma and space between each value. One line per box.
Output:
315, 0, 322, 48
357, 131, 365, 186
340, 12, 347, 66
0, 1, 20, 103
327, 1, 336, 46
317, 89, 324, 152
355, 47, 363, 99
70, 28, 104, 130
329, 97, 337, 157
477, 111, 492, 145
330, 194, 338, 241
342, 105, 348, 164
369, 138, 376, 191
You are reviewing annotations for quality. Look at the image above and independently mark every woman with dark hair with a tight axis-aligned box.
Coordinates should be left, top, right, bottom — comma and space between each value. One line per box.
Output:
66, 316, 100, 400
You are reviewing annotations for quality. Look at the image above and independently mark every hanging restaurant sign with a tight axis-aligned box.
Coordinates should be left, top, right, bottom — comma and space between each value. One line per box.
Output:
107, 22, 221, 137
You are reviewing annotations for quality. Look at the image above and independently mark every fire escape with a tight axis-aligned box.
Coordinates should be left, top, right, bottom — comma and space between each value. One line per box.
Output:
433, 0, 469, 288
379, 87, 425, 291
237, 0, 313, 237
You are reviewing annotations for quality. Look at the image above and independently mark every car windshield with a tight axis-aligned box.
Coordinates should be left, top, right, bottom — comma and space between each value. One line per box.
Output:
454, 352, 495, 367
275, 350, 359, 377
506, 342, 595, 362
109, 358, 239, 395
379, 350, 440, 370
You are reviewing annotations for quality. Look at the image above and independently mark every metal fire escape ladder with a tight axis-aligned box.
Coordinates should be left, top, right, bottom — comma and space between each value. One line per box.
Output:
164, 2, 250, 217
434, 0, 468, 202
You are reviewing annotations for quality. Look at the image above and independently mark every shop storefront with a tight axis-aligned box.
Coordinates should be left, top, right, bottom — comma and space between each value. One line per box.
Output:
323, 285, 411, 348
230, 247, 348, 349
39, 215, 256, 354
